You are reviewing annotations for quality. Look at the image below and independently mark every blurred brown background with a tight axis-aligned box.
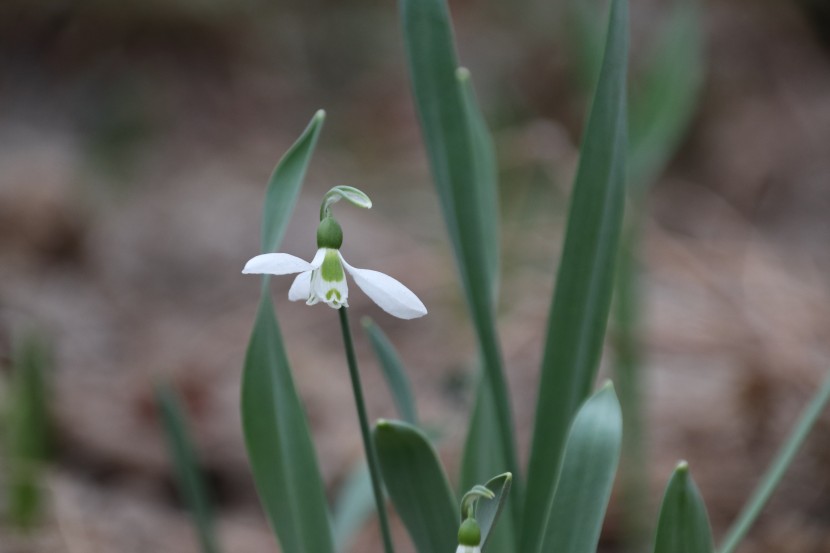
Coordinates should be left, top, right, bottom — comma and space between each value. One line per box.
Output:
2, 0, 830, 551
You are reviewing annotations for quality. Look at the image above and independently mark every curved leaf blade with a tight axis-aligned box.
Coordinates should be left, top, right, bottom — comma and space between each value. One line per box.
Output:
261, 110, 325, 253
242, 295, 334, 553
653, 462, 714, 553
374, 420, 457, 553
539, 383, 623, 553
719, 374, 830, 553
362, 318, 419, 425
522, 0, 629, 548
398, 0, 519, 510
156, 382, 220, 553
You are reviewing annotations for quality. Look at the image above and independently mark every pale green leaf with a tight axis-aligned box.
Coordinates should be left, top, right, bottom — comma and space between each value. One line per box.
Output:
261, 110, 325, 253
653, 462, 714, 553
242, 296, 334, 553
398, 0, 519, 513
522, 0, 629, 549
362, 317, 419, 425
538, 383, 623, 553
374, 420, 456, 553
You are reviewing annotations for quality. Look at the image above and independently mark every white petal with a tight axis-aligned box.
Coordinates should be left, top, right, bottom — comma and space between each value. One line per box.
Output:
242, 253, 312, 275
340, 254, 427, 319
288, 271, 312, 301
309, 248, 326, 269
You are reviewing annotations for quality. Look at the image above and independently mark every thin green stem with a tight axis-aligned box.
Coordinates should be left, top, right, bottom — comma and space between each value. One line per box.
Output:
338, 307, 395, 553
719, 374, 830, 553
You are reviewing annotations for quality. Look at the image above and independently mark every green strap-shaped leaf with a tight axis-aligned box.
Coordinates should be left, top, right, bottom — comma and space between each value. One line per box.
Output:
362, 317, 419, 426
374, 420, 457, 553
156, 382, 221, 553
398, 0, 518, 497
719, 374, 830, 553
522, 0, 628, 549
538, 383, 623, 553
653, 462, 714, 553
261, 110, 325, 253
242, 296, 335, 553
242, 110, 333, 553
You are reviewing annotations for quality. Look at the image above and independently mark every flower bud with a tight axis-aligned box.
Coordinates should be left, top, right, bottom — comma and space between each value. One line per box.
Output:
316, 217, 343, 249
457, 517, 481, 547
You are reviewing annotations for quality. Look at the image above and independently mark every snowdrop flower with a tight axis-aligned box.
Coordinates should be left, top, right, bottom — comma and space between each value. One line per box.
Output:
242, 187, 427, 319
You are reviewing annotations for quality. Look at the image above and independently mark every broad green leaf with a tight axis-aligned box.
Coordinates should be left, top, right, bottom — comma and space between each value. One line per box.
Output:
242, 295, 334, 553
362, 317, 419, 425
628, 0, 703, 191
653, 462, 714, 553
261, 110, 325, 253
538, 383, 623, 553
475, 472, 512, 550
398, 0, 518, 509
719, 374, 830, 553
460, 380, 516, 553
374, 420, 457, 553
5, 333, 52, 530
332, 463, 375, 552
156, 382, 220, 553
522, 0, 629, 549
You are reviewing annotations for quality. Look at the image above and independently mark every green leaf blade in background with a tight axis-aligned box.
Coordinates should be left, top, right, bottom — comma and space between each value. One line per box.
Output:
398, 0, 519, 513
538, 383, 623, 553
5, 333, 52, 531
332, 463, 375, 552
242, 296, 335, 553
156, 382, 220, 553
719, 374, 830, 553
374, 420, 457, 553
652, 462, 714, 553
628, 0, 704, 190
363, 317, 419, 426
522, 0, 629, 549
261, 110, 325, 253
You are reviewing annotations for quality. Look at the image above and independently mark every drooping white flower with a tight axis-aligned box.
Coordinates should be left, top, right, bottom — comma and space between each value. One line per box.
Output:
242, 247, 427, 319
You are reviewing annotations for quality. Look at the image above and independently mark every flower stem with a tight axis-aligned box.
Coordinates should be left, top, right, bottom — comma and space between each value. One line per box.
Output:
338, 307, 395, 553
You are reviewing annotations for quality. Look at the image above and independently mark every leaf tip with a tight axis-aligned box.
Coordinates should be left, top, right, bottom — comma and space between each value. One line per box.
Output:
313, 109, 326, 123
676, 460, 689, 472
456, 66, 471, 82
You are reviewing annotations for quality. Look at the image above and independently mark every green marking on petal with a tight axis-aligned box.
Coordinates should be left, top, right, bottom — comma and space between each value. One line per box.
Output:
326, 289, 342, 301
321, 249, 345, 282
